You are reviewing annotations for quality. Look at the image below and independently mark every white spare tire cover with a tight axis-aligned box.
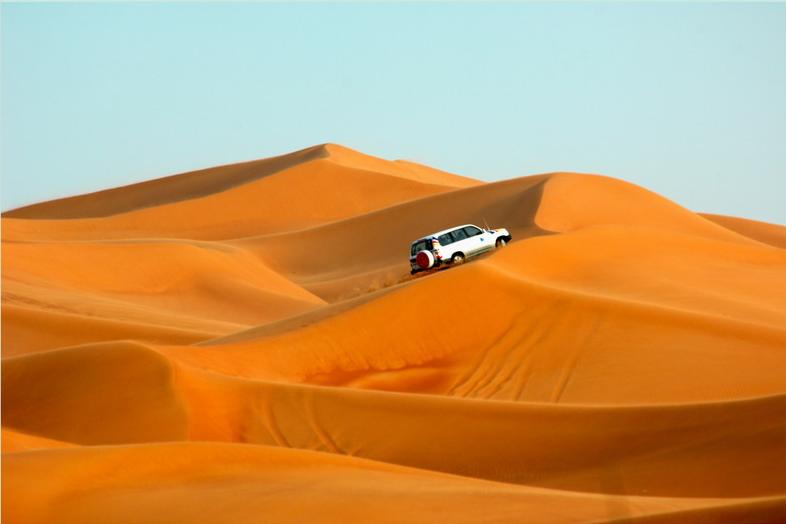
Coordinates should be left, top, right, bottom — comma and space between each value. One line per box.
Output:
416, 250, 435, 269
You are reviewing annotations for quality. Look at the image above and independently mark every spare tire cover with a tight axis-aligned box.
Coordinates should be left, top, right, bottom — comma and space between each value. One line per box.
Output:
416, 250, 435, 269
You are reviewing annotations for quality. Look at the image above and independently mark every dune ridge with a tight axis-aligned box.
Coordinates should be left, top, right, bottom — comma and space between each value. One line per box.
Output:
701, 212, 786, 249
2, 144, 478, 241
4, 144, 478, 221
3, 144, 785, 523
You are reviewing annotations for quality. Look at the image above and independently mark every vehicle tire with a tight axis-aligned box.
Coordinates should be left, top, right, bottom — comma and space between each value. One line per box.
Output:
496, 238, 507, 248
450, 253, 465, 265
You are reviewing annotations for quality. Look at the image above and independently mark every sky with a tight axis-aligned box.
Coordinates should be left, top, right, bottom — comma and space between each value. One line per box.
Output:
2, 2, 785, 224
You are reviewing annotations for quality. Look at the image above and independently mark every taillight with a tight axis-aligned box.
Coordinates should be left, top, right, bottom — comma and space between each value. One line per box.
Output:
429, 237, 442, 258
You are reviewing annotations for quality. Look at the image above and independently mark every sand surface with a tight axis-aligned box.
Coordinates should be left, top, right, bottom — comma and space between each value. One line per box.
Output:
3, 144, 785, 523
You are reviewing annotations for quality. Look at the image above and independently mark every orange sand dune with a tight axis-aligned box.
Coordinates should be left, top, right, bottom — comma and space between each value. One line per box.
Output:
3, 279, 247, 355
2, 429, 75, 453
3, 342, 189, 445
163, 228, 786, 404
2, 238, 324, 353
232, 172, 751, 302
701, 212, 786, 249
9, 443, 783, 524
4, 144, 478, 221
2, 144, 478, 241
3, 144, 785, 523
2, 304, 214, 357
5, 340, 784, 498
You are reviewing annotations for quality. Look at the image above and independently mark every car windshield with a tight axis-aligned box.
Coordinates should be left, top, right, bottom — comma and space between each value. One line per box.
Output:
410, 239, 432, 256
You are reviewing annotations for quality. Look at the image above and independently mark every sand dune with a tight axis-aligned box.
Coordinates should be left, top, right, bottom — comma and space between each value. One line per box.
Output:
2, 428, 76, 453
165, 228, 786, 405
10, 443, 782, 524
2, 304, 214, 357
3, 279, 248, 355
231, 172, 752, 302
4, 144, 478, 221
6, 341, 784, 498
3, 144, 785, 523
2, 238, 324, 353
701, 212, 786, 249
3, 342, 189, 445
2, 144, 477, 241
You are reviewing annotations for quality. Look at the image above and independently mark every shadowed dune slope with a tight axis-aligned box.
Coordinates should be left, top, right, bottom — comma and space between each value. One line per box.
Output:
3, 144, 785, 523
2, 239, 324, 354
233, 174, 550, 301
232, 172, 751, 302
2, 342, 189, 445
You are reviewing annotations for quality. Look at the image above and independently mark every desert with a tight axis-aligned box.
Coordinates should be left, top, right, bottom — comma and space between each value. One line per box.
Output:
2, 143, 786, 522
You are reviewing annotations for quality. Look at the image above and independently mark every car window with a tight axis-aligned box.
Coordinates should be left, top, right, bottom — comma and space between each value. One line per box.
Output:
410, 239, 431, 256
452, 228, 468, 241
438, 232, 454, 245
464, 226, 483, 237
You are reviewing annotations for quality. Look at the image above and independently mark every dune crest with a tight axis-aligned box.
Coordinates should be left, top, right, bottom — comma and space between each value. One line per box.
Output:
2, 144, 477, 242
3, 144, 785, 523
4, 144, 331, 219
701, 212, 786, 248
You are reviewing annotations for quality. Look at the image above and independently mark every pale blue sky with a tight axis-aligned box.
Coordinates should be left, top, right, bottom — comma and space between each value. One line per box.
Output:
2, 2, 785, 223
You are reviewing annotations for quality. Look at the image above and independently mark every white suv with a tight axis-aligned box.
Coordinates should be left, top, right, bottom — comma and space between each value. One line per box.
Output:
409, 224, 511, 274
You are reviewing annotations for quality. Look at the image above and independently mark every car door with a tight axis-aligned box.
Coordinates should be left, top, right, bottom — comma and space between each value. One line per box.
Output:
462, 225, 490, 255
449, 227, 470, 256
437, 232, 456, 259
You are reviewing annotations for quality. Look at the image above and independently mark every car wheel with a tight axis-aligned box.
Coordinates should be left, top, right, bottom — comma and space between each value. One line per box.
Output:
496, 238, 507, 248
451, 253, 465, 265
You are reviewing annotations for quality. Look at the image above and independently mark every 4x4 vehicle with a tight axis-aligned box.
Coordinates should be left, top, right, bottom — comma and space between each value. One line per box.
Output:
409, 224, 511, 274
